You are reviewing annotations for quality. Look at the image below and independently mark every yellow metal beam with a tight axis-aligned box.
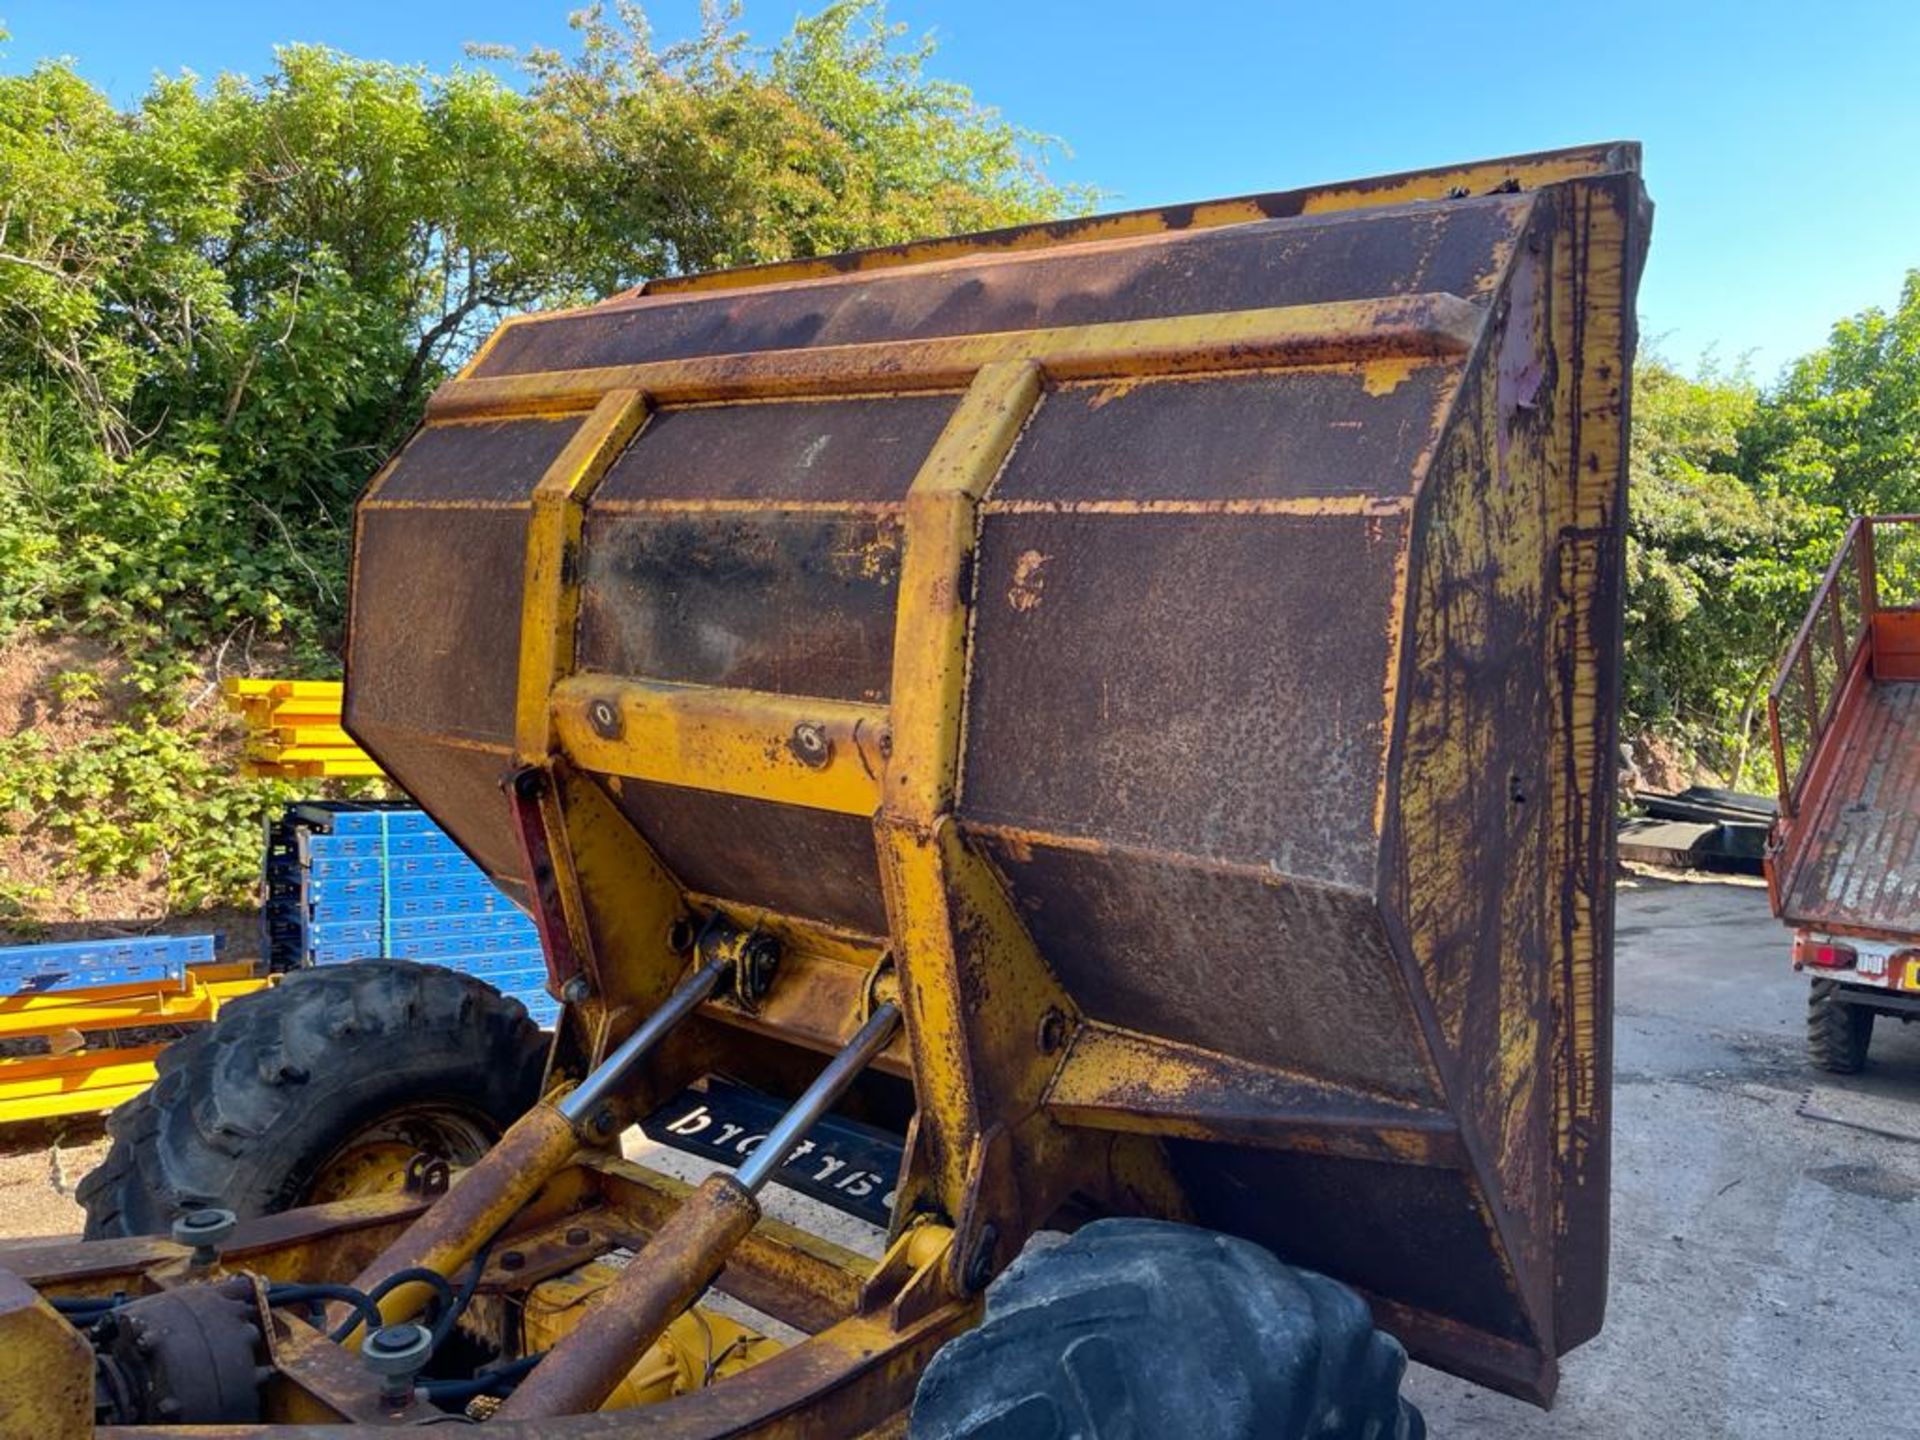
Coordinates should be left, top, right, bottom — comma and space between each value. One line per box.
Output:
553, 676, 889, 816
0, 1047, 165, 1124
516, 388, 652, 763
428, 295, 1482, 420
0, 967, 263, 1042
869, 360, 1098, 1275
884, 359, 1041, 826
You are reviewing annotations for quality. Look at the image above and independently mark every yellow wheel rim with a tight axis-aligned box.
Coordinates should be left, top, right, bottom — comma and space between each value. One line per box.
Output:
302, 1106, 495, 1204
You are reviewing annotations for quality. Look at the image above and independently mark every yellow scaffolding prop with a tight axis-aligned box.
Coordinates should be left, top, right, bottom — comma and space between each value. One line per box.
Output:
0, 964, 269, 1125
222, 679, 386, 780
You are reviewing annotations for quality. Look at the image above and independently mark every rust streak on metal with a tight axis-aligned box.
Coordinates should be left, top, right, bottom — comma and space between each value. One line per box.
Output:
427, 296, 1483, 420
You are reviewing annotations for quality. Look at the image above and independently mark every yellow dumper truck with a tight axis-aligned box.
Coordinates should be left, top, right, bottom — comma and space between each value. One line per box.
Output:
1, 140, 1648, 1437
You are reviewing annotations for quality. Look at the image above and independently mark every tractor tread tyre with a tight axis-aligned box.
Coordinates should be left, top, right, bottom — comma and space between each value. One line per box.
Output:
910, 1218, 1424, 1440
78, 960, 544, 1238
1807, 977, 1874, 1074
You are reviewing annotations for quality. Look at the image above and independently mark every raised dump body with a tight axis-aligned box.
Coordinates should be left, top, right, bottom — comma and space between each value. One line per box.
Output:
1768, 517, 1920, 1049
346, 143, 1651, 1403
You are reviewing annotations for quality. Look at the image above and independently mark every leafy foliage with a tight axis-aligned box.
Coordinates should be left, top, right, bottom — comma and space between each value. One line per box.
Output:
1624, 269, 1920, 788
1, 3, 1080, 666
1745, 270, 1920, 518
0, 4, 1078, 919
1623, 360, 1839, 786
0, 721, 305, 913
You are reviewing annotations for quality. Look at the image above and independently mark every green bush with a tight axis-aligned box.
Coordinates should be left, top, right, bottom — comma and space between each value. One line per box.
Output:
0, 722, 305, 911
0, 4, 1083, 921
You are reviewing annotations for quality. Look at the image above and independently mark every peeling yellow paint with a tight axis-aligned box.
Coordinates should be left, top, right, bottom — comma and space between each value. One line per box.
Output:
1005, 550, 1050, 613
1361, 356, 1425, 397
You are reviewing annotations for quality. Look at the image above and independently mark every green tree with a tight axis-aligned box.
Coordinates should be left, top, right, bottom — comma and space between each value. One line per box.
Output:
493, 1, 1087, 286
1, 3, 1084, 664
0, 3, 1082, 916
1746, 269, 1920, 517
1623, 358, 1840, 787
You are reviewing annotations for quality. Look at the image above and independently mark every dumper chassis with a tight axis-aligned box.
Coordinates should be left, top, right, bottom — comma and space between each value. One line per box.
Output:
0, 142, 1649, 1437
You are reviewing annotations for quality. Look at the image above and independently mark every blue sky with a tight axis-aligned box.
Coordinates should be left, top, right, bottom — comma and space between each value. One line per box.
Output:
4, 1, 1917, 382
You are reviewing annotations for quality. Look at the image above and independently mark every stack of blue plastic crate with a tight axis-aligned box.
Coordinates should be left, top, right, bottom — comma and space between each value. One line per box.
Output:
263, 802, 555, 1027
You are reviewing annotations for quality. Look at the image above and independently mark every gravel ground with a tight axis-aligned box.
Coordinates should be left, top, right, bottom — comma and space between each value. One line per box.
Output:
0, 1117, 107, 1239
3, 876, 1914, 1438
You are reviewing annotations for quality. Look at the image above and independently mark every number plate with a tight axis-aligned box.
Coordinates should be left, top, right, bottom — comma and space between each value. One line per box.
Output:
640, 1077, 902, 1228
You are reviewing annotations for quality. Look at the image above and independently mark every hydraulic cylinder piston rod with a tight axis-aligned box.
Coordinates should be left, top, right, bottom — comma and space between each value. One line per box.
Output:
342, 953, 732, 1336
495, 1001, 903, 1420
558, 952, 731, 1127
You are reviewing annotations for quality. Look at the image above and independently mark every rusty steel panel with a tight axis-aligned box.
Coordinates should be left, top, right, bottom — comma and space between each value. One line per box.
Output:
347, 507, 525, 745
1171, 1143, 1540, 1350
346, 498, 531, 891
993, 367, 1456, 503
577, 511, 903, 705
474, 197, 1530, 377
603, 779, 892, 938
594, 395, 959, 503
978, 836, 1435, 1101
368, 417, 581, 504
962, 509, 1404, 885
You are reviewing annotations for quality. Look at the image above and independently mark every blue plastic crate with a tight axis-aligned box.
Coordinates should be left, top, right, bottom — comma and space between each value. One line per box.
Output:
0, 933, 216, 996
306, 850, 483, 885
309, 909, 536, 952
309, 888, 525, 925
307, 867, 505, 899
305, 832, 468, 862
302, 807, 454, 839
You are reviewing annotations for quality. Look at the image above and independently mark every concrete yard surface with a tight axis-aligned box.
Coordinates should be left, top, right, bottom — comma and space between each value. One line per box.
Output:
1404, 875, 1920, 1437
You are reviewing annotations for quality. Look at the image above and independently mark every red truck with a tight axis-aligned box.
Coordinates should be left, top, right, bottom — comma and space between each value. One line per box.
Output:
1768, 515, 1920, 1070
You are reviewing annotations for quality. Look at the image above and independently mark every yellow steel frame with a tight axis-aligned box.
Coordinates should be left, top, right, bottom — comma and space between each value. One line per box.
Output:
551, 677, 889, 817
516, 388, 651, 764
430, 295, 1479, 420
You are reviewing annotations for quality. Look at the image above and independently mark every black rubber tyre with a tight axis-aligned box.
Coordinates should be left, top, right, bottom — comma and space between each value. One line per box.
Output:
910, 1218, 1425, 1440
1807, 978, 1874, 1074
78, 960, 545, 1238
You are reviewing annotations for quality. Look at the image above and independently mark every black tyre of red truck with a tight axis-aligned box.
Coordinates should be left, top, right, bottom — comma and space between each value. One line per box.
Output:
1807, 977, 1875, 1074
78, 960, 545, 1238
910, 1218, 1425, 1440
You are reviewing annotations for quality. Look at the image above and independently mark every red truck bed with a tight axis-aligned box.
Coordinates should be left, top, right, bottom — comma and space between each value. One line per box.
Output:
1769, 516, 1920, 942
1779, 679, 1920, 936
